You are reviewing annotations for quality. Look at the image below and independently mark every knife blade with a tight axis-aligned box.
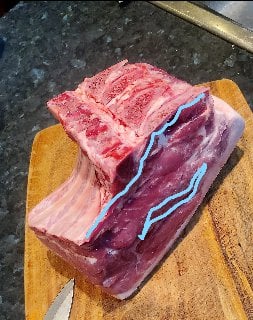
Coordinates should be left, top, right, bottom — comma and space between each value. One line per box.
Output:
44, 279, 74, 320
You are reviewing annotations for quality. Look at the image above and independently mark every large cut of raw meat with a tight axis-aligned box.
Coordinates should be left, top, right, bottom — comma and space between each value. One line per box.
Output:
28, 60, 245, 299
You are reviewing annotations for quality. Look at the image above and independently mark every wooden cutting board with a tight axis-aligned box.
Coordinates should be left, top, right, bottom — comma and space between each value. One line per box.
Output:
25, 79, 253, 320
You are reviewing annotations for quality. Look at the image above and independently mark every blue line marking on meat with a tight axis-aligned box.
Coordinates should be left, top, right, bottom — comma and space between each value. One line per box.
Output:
85, 92, 206, 239
138, 163, 207, 240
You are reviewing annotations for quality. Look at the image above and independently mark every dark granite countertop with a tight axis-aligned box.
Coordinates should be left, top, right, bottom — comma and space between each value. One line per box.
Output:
0, 1, 252, 319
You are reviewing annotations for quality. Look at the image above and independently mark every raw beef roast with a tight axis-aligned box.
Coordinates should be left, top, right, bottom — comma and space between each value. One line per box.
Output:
28, 60, 245, 299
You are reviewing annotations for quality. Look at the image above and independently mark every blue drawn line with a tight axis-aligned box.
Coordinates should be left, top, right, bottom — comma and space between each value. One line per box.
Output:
85, 92, 206, 239
138, 162, 207, 240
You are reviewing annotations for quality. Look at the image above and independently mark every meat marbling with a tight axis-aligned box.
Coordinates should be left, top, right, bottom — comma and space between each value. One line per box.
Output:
28, 60, 245, 299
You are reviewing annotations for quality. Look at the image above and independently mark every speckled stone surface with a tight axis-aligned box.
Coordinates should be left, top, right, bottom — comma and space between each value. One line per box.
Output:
0, 1, 252, 319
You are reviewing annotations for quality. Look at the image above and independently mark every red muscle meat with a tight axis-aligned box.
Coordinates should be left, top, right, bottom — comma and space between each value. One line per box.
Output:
28, 60, 245, 299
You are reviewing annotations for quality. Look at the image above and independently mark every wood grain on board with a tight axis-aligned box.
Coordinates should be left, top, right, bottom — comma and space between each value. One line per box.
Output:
25, 80, 253, 320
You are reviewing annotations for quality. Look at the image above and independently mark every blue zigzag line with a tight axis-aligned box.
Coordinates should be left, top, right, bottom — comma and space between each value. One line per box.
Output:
138, 162, 207, 240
